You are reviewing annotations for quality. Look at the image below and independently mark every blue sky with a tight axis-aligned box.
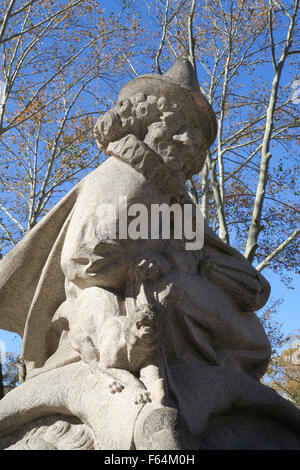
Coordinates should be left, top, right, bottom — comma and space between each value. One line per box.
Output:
266, 271, 299, 335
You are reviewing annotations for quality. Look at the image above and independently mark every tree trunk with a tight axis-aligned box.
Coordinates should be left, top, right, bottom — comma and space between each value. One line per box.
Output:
18, 355, 26, 383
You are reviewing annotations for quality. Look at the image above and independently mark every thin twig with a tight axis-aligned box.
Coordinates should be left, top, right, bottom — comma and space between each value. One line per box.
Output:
155, 0, 170, 74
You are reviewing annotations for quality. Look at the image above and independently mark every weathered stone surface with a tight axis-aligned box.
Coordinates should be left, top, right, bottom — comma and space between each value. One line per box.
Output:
0, 59, 299, 450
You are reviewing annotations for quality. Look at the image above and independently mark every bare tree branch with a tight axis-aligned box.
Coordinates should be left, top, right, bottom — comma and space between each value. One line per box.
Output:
244, 0, 299, 262
0, 0, 17, 45
207, 150, 229, 243
1, 0, 83, 45
0, 203, 25, 233
155, 0, 170, 74
123, 54, 139, 77
256, 229, 300, 272
188, 0, 197, 71
268, 1, 277, 71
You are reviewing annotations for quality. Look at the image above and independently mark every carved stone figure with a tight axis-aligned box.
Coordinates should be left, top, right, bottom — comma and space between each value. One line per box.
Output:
0, 59, 300, 450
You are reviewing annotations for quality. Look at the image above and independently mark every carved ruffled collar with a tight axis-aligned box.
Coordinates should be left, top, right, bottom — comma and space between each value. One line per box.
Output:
106, 134, 183, 195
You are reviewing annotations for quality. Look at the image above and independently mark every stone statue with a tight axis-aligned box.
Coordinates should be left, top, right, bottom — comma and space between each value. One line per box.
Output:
0, 60, 299, 450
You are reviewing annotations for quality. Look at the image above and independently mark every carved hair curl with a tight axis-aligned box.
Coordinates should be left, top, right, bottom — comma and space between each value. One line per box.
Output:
94, 93, 176, 152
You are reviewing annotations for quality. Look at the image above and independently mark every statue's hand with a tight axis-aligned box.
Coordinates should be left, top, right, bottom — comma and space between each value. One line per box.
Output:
134, 251, 171, 281
138, 259, 162, 281
134, 390, 152, 405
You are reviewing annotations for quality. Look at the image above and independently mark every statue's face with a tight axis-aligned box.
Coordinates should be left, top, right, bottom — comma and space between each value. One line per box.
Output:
95, 92, 207, 177
131, 306, 159, 340
143, 112, 203, 172
135, 316, 158, 340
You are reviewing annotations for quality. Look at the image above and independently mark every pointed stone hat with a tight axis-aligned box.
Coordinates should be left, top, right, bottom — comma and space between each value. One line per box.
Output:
119, 59, 217, 147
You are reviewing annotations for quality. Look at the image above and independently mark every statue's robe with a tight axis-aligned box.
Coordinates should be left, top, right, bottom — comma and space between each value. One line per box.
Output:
0, 156, 269, 369
0, 155, 300, 449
